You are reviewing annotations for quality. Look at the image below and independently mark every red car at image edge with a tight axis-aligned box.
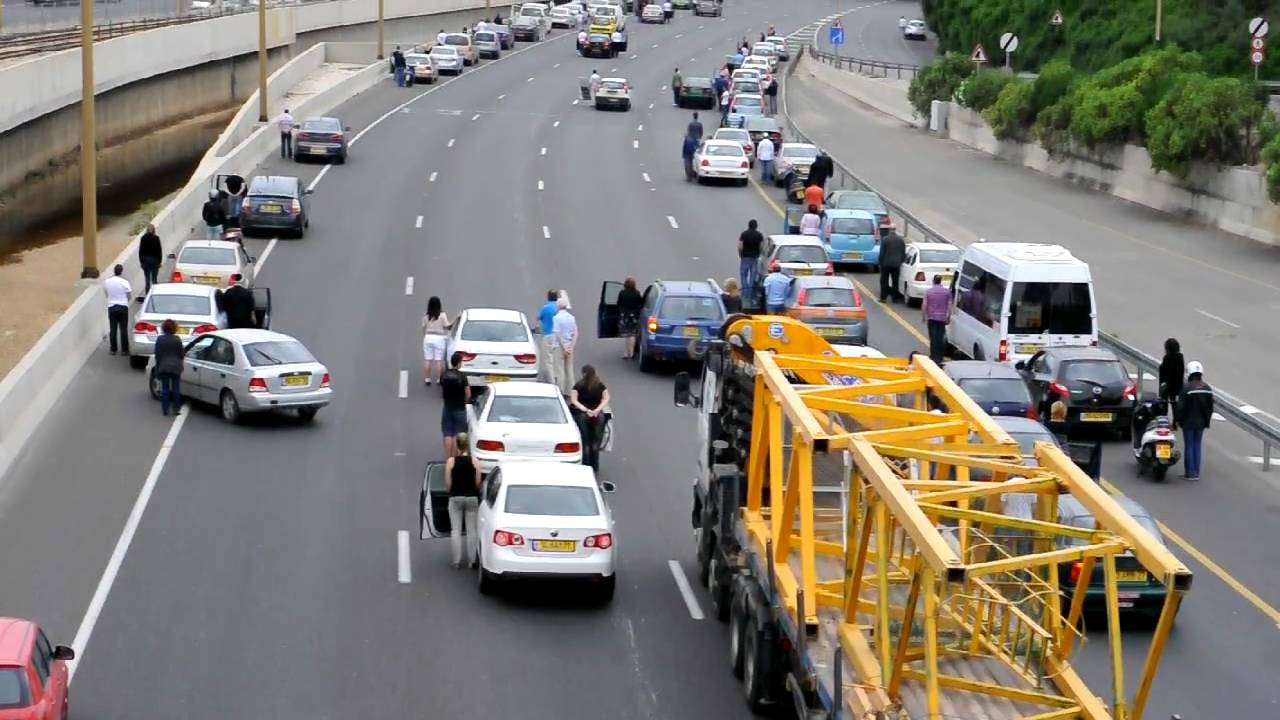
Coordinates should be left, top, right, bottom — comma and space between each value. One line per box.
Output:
0, 618, 73, 720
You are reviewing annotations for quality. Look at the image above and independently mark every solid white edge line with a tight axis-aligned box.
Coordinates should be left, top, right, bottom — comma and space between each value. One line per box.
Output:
405, 276, 414, 295
253, 238, 277, 280
542, 225, 551, 239
305, 165, 330, 192
667, 560, 705, 620
415, 215, 424, 228
398, 370, 409, 399
397, 530, 412, 584
69, 410, 189, 683
667, 215, 679, 229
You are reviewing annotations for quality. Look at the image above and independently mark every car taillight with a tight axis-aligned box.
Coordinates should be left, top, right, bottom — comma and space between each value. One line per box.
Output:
1026, 406, 1039, 419
603, 40, 610, 47
476, 439, 505, 452
171, 271, 183, 282
458, 352, 477, 361
1069, 561, 1084, 583
1123, 382, 1136, 402
647, 316, 658, 334
554, 442, 580, 453
997, 338, 1009, 362
701, 158, 711, 166
853, 288, 863, 308
584, 532, 613, 549
514, 354, 538, 364
914, 272, 926, 282
1050, 382, 1071, 397
248, 377, 268, 392
493, 530, 525, 547
134, 321, 157, 333
739, 160, 749, 168
320, 372, 331, 388
825, 262, 834, 276
795, 288, 807, 305
291, 199, 302, 213
744, 144, 753, 153
193, 324, 217, 334
333, 133, 344, 142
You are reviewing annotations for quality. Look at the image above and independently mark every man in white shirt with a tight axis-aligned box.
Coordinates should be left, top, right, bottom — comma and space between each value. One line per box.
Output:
550, 297, 578, 396
756, 136, 775, 183
274, 108, 296, 159
102, 264, 132, 356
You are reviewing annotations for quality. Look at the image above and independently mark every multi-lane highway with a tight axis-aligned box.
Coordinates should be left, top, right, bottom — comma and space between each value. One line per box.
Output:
0, 0, 1277, 717
814, 0, 936, 66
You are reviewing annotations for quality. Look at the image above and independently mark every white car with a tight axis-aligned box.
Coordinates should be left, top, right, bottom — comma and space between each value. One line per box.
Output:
640, 3, 664, 22
693, 139, 751, 185
169, 239, 255, 289
441, 32, 477, 65
765, 35, 790, 61
741, 56, 771, 80
899, 241, 961, 305
594, 77, 631, 110
429, 45, 464, 74
467, 381, 583, 472
712, 127, 754, 165
476, 461, 617, 600
549, 5, 577, 27
129, 283, 226, 368
731, 68, 762, 85
904, 19, 927, 41
446, 308, 540, 392
774, 142, 819, 185
751, 42, 778, 70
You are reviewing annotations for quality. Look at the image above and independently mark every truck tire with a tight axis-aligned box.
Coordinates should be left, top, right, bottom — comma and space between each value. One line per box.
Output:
728, 586, 747, 679
706, 551, 731, 621
742, 616, 772, 711
696, 508, 715, 585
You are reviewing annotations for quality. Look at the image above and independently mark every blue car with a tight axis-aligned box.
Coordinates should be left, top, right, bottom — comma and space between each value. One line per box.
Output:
597, 279, 726, 372
944, 360, 1037, 419
819, 209, 880, 269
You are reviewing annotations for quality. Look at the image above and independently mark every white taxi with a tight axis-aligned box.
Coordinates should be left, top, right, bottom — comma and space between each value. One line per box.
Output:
899, 241, 962, 305
693, 139, 750, 185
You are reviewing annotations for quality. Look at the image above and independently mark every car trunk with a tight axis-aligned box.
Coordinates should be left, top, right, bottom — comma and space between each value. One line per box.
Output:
700, 153, 748, 172
246, 194, 297, 217
135, 312, 216, 341
459, 340, 537, 378
263, 363, 322, 393
476, 422, 576, 456
498, 513, 609, 559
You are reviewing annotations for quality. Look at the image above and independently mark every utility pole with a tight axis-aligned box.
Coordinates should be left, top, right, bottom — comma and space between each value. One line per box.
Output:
257, 0, 268, 122
377, 0, 384, 60
1155, 0, 1163, 42
80, 0, 99, 279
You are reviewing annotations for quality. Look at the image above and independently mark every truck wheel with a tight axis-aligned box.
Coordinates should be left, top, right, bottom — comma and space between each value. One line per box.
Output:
728, 588, 746, 678
696, 510, 715, 585
742, 618, 771, 711
706, 552, 731, 621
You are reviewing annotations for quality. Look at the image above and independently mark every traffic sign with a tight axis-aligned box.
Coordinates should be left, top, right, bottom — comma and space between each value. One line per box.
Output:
1253, 51, 1265, 65
1249, 16, 1269, 38
1050, 9, 1064, 26
829, 25, 845, 46
1252, 37, 1266, 51
970, 43, 988, 63
1000, 32, 1019, 53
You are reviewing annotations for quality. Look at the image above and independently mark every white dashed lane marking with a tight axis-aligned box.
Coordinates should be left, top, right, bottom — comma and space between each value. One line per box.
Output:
667, 215, 679, 229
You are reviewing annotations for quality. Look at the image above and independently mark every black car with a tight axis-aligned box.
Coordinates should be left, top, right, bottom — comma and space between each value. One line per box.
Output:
742, 116, 782, 147
694, 0, 722, 17
239, 175, 311, 238
1016, 347, 1134, 435
677, 76, 716, 108
579, 32, 617, 57
943, 360, 1036, 418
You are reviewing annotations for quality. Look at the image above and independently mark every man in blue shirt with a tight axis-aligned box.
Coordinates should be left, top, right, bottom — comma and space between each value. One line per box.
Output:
762, 260, 792, 315
537, 289, 558, 382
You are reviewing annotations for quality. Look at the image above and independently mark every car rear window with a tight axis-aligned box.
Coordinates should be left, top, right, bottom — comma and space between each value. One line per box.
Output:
831, 192, 886, 214
432, 46, 458, 55
460, 319, 529, 342
705, 144, 744, 157
733, 96, 762, 108
957, 378, 1032, 404
783, 146, 819, 159
657, 296, 722, 322
799, 287, 855, 307
1007, 282, 1093, 335
475, 32, 496, 41
301, 118, 339, 133
1061, 360, 1127, 386
146, 294, 211, 316
601, 80, 626, 90
244, 340, 315, 367
734, 82, 760, 94
405, 55, 430, 65
0, 668, 30, 709
178, 247, 237, 265
444, 34, 469, 44
829, 217, 874, 236
716, 130, 749, 143
919, 247, 960, 264
504, 485, 599, 516
744, 118, 778, 132
775, 245, 827, 264
247, 177, 297, 196
487, 396, 566, 423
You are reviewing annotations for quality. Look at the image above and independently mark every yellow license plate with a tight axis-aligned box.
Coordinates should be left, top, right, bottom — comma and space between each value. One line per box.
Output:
1117, 571, 1148, 583
534, 539, 576, 552
1016, 344, 1042, 354
283, 375, 309, 387
193, 276, 221, 285
1155, 444, 1172, 459
844, 252, 863, 261
259, 204, 282, 214
682, 326, 701, 338
794, 269, 814, 276
817, 327, 844, 336
1081, 412, 1113, 422
486, 375, 507, 383
177, 326, 194, 335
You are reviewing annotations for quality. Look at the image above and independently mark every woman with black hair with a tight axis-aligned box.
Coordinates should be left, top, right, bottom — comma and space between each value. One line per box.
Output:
571, 365, 611, 473
422, 296, 452, 385
1159, 337, 1185, 426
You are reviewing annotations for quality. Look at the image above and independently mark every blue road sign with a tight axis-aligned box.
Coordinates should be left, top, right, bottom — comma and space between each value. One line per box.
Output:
830, 25, 845, 45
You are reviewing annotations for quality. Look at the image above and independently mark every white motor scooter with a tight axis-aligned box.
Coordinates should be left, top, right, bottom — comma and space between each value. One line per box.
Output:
1132, 390, 1179, 481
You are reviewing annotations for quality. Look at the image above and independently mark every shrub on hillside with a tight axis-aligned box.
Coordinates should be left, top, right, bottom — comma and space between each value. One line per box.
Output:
983, 80, 1035, 141
1262, 132, 1280, 203
956, 70, 1012, 112
907, 53, 974, 118
1066, 47, 1202, 148
1144, 73, 1265, 177
1029, 59, 1079, 117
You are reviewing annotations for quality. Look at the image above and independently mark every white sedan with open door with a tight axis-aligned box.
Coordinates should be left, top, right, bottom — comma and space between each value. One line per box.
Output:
466, 381, 583, 472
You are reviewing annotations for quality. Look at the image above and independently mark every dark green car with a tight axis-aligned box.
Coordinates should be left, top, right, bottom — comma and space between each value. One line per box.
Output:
671, 0, 693, 8
677, 76, 716, 109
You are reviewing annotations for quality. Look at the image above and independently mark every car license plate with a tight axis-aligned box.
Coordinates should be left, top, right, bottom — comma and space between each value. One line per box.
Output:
309, 146, 327, 155
1155, 443, 1172, 459
486, 374, 507, 383
817, 327, 844, 336
194, 275, 221, 285
258, 204, 282, 214
177, 326, 194, 335
533, 539, 576, 552
1016, 344, 1042, 354
1117, 571, 1148, 583
794, 269, 814, 276
682, 326, 701, 338
283, 375, 309, 387
1081, 412, 1114, 422
843, 252, 862, 261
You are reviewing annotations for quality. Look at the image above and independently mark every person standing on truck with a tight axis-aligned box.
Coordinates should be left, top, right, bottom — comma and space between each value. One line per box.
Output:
738, 218, 764, 298
1176, 361, 1214, 481
138, 224, 162, 293
922, 274, 951, 365
202, 190, 225, 240
671, 67, 683, 106
445, 432, 482, 568
571, 365, 611, 472
274, 108, 296, 159
440, 351, 471, 458
878, 228, 905, 303
762, 260, 792, 315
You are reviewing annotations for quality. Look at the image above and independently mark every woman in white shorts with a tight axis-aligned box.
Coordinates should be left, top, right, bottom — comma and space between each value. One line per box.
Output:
422, 295, 452, 385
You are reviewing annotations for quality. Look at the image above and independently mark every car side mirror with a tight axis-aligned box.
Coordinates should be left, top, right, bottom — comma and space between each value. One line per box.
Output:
304, 188, 314, 195
673, 371, 698, 407
1014, 361, 1026, 371
167, 253, 177, 260
599, 481, 617, 494
344, 126, 352, 132
53, 645, 75, 661
247, 256, 257, 263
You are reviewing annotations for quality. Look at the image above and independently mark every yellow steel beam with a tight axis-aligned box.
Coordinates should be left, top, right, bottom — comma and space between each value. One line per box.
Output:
795, 434, 818, 622
1020, 708, 1086, 720
795, 376, 927, 398
922, 567, 941, 720
875, 444, 1038, 477
914, 476, 1060, 505
774, 355, 916, 382
898, 669, 1078, 708
1102, 554, 1127, 720
756, 352, 829, 443
855, 420, 975, 445
1060, 555, 1095, 659
911, 354, 1013, 444
1130, 590, 1183, 720
745, 373, 769, 514
1043, 639, 1115, 720
916, 502, 1105, 542
804, 397, 959, 427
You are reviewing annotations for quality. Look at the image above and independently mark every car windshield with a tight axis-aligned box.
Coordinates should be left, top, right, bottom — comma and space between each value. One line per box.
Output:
919, 247, 960, 264
705, 144, 744, 157
799, 287, 855, 307
1007, 281, 1094, 335
431, 47, 457, 56
1062, 360, 1127, 386
405, 55, 430, 65
660, 296, 724, 321
0, 668, 30, 709
460, 319, 528, 342
444, 35, 468, 45
178, 247, 237, 265
776, 246, 826, 263
601, 80, 626, 90
716, 130, 749, 142
247, 177, 297, 197
244, 340, 315, 366
958, 378, 1032, 404
829, 217, 874, 235
783, 146, 819, 159
475, 32, 495, 41
1008, 430, 1056, 456
146, 294, 211, 316
486, 396, 566, 423
831, 192, 885, 213
301, 118, 339, 132
504, 485, 599, 516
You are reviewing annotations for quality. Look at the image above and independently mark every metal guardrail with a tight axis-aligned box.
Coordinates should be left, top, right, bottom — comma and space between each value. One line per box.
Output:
0, 15, 207, 60
807, 44, 919, 80
781, 44, 1280, 470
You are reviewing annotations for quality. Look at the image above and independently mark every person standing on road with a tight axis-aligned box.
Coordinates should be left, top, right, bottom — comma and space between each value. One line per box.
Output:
803, 181, 824, 212
799, 204, 822, 236
1159, 337, 1185, 426
878, 229, 906, 303
436, 28, 448, 46
756, 134, 775, 183
422, 296, 452, 385
682, 132, 699, 181
807, 151, 834, 190
537, 289, 559, 380
103, 264, 132, 357
445, 432, 482, 568
222, 275, 256, 329
138, 223, 162, 293
617, 277, 644, 359
440, 351, 471, 458
922, 274, 951, 365
762, 260, 792, 315
590, 69, 602, 100
153, 319, 185, 417
1176, 361, 1214, 481
392, 45, 408, 87
571, 365, 611, 472
720, 277, 743, 314
670, 67, 683, 106
202, 190, 225, 240
765, 75, 779, 114
274, 108, 296, 159
687, 111, 703, 140
738, 219, 764, 299
224, 175, 245, 228
551, 296, 578, 396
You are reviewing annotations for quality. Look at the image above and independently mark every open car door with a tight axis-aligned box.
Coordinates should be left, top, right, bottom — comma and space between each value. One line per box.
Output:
251, 287, 272, 329
783, 205, 805, 234
597, 280, 624, 339
419, 461, 454, 538
212, 174, 245, 228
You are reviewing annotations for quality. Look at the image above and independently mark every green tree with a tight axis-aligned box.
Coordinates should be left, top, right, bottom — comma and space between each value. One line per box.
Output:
1067, 47, 1202, 148
984, 80, 1035, 140
1261, 132, 1280, 202
1144, 73, 1265, 177
907, 52, 975, 118
957, 70, 1013, 112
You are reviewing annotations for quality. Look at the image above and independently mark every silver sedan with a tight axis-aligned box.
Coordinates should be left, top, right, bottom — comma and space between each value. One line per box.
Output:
129, 283, 227, 369
148, 328, 332, 423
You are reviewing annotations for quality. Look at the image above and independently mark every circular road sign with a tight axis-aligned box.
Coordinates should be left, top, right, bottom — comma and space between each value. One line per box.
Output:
1253, 50, 1266, 65
1000, 32, 1019, 53
1249, 17, 1269, 38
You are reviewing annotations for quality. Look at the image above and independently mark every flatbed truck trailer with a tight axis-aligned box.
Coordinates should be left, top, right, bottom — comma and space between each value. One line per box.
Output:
673, 316, 1193, 720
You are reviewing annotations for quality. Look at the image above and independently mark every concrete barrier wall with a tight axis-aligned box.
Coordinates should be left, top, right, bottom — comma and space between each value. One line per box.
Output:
0, 46, 387, 482
798, 52, 920, 128
208, 42, 327, 159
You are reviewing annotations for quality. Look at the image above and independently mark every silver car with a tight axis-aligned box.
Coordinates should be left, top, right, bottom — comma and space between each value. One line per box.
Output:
129, 283, 226, 369
429, 45, 464, 74
473, 29, 501, 59
149, 328, 332, 423
445, 308, 540, 395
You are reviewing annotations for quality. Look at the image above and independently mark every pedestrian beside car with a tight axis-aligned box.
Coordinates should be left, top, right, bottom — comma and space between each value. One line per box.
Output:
445, 432, 482, 568
103, 264, 132, 356
616, 277, 644, 359
224, 175, 245, 228
571, 365, 611, 472
738, 219, 764, 298
878, 229, 905, 303
589, 69, 602, 101
662, 0, 672, 21
422, 296, 453, 385
687, 111, 703, 140
392, 45, 408, 87
153, 319, 185, 416
551, 296, 578, 396
222, 275, 256, 329
440, 351, 471, 458
671, 67, 682, 105
720, 277, 743, 314
762, 260, 792, 315
138, 224, 162, 293
803, 182, 824, 212
1159, 337, 1185, 426
807, 151, 834, 190
682, 132, 699, 181
756, 135, 775, 183
274, 108, 296, 159
799, 204, 822, 236
536, 289, 559, 380
202, 190, 225, 240
436, 28, 448, 46
1176, 361, 1214, 481
921, 274, 950, 364
765, 75, 779, 114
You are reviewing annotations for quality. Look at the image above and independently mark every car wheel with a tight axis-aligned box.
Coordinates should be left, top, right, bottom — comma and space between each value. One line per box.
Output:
595, 575, 616, 604
219, 389, 241, 424
623, 100, 631, 111
129, 355, 148, 370
476, 552, 497, 595
148, 371, 162, 400
972, 343, 985, 361
637, 340, 656, 372
297, 407, 318, 422
336, 153, 346, 165
738, 178, 748, 187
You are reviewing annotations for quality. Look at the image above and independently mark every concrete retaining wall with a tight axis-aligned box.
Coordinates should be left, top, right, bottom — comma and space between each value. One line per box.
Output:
208, 42, 327, 159
797, 52, 920, 128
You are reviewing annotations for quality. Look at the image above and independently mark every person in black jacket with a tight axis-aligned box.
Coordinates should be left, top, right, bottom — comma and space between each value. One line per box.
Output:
138, 224, 162, 293
616, 277, 644, 359
1158, 337, 1185, 425
878, 230, 905, 303
202, 190, 225, 240
806, 152, 834, 190
153, 319, 186, 416
222, 276, 256, 329
1175, 360, 1214, 481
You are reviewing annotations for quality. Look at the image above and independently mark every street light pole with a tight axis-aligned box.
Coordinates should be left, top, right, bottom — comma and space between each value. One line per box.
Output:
376, 0, 384, 60
80, 0, 99, 279
257, 0, 268, 122
1155, 0, 1163, 42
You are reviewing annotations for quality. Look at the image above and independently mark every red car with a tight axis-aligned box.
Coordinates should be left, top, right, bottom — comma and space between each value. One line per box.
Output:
0, 618, 73, 720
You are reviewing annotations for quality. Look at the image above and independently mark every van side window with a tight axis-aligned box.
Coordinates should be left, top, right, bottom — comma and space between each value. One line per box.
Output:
956, 262, 995, 327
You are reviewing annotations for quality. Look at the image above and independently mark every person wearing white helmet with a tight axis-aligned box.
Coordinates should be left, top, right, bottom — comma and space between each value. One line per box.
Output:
1175, 360, 1214, 481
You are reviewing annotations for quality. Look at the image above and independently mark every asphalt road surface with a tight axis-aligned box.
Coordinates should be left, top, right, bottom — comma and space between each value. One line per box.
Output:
0, 1, 1276, 718
814, 0, 937, 67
